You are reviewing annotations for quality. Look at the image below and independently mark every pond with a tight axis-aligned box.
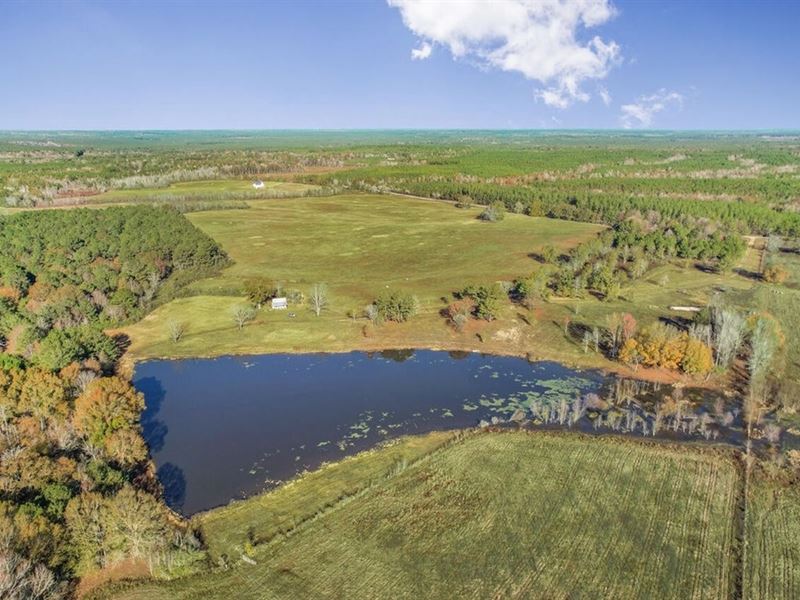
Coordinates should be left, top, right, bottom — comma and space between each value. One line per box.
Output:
135, 350, 606, 514
136, 350, 749, 515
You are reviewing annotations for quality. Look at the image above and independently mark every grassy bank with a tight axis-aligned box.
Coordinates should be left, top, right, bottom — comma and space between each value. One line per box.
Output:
99, 431, 740, 600
198, 430, 462, 561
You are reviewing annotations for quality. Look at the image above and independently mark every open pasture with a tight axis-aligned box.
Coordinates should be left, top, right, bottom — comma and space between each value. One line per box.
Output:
122, 193, 604, 358
183, 193, 603, 299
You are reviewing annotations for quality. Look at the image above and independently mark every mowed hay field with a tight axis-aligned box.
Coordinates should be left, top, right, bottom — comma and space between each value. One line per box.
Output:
122, 194, 604, 359
102, 432, 740, 600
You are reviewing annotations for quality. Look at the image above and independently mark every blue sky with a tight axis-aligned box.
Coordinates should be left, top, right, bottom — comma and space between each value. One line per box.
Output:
1, 0, 798, 130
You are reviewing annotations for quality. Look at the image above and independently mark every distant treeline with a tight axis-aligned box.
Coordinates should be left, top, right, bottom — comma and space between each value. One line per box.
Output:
350, 179, 800, 236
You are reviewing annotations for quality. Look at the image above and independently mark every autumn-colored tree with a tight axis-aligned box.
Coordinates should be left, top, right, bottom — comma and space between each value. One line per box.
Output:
0, 367, 24, 415
104, 429, 148, 467
243, 277, 275, 307
621, 313, 637, 341
18, 368, 68, 430
637, 325, 665, 368
660, 333, 687, 371
681, 338, 714, 375
0, 446, 73, 496
26, 281, 54, 303
446, 299, 474, 331
57, 362, 81, 386
11, 504, 69, 569
619, 338, 641, 369
635, 325, 687, 370
73, 377, 144, 453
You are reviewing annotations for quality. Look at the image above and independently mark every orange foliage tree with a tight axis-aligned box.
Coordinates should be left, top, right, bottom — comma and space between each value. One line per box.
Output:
73, 377, 145, 456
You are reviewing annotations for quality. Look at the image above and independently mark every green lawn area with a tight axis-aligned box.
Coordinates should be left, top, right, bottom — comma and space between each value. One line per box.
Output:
99, 432, 740, 600
122, 193, 606, 359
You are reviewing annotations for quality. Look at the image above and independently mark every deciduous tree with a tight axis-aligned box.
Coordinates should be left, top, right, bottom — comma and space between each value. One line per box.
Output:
73, 377, 144, 455
309, 284, 328, 317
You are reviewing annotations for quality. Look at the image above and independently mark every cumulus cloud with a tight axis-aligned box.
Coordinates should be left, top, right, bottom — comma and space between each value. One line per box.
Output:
388, 0, 621, 108
620, 89, 683, 128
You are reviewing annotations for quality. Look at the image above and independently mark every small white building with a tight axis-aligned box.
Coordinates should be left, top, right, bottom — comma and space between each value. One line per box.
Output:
252, 180, 265, 189
271, 297, 288, 310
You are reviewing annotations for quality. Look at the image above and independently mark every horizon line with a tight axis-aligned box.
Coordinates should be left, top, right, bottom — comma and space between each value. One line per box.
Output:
2, 128, 799, 134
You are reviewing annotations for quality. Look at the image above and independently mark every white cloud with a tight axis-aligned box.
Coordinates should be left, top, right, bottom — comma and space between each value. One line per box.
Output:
620, 89, 683, 128
411, 41, 432, 60
598, 86, 612, 106
388, 0, 621, 108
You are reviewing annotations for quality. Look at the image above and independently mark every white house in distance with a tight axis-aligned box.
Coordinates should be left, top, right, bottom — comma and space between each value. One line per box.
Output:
271, 297, 288, 310
252, 179, 265, 189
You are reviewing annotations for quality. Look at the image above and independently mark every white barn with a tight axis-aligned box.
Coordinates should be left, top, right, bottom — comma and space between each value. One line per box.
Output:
252, 180, 265, 189
271, 297, 288, 310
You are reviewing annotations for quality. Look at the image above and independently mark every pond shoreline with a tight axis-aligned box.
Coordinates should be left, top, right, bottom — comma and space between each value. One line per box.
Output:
119, 339, 718, 390
195, 426, 741, 520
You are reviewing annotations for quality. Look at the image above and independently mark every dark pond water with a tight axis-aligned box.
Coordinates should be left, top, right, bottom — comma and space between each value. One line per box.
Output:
136, 350, 751, 515
135, 350, 606, 514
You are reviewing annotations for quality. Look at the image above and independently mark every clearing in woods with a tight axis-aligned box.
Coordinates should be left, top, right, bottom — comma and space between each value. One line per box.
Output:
100, 432, 740, 600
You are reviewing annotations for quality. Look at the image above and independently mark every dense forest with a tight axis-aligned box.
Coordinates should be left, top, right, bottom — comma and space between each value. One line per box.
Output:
0, 206, 225, 597
0, 206, 227, 369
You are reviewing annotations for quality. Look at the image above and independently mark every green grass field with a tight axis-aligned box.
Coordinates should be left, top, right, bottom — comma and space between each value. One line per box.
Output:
183, 193, 601, 298
121, 193, 606, 359
100, 432, 740, 600
198, 430, 461, 561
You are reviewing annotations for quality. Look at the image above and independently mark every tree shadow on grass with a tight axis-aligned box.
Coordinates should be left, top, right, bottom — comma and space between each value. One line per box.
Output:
733, 267, 762, 282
